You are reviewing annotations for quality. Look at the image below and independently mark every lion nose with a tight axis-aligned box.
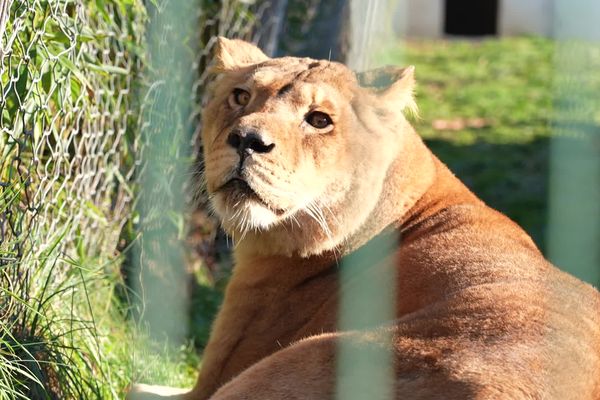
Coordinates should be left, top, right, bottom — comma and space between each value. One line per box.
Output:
227, 129, 275, 155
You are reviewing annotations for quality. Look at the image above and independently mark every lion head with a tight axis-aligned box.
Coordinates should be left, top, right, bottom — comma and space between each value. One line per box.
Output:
202, 37, 424, 257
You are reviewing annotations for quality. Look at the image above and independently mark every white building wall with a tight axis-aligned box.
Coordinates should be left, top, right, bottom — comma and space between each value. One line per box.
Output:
403, 0, 444, 38
499, 0, 553, 36
394, 0, 557, 38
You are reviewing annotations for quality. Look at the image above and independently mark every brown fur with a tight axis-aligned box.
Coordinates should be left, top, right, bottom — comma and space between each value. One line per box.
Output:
130, 38, 600, 400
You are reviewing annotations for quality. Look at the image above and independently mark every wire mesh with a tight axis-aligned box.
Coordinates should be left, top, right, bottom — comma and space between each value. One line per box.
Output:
0, 1, 271, 396
0, 0, 273, 284
0, 0, 144, 268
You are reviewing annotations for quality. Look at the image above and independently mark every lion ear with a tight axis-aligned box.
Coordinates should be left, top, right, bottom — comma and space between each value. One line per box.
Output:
213, 37, 269, 71
358, 65, 417, 115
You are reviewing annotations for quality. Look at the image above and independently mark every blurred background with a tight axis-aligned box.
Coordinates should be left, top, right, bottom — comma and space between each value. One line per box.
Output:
0, 0, 598, 398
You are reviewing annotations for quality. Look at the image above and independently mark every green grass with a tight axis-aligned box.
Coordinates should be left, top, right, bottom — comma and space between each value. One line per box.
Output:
0, 238, 199, 399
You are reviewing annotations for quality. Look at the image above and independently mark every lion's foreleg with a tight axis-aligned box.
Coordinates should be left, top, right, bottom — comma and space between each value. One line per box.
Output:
127, 383, 191, 400
207, 334, 338, 400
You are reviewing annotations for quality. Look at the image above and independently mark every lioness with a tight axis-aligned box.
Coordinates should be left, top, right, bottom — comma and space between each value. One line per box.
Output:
130, 37, 600, 399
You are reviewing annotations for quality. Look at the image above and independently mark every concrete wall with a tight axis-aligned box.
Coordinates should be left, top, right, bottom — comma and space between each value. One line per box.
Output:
394, 0, 556, 38
499, 0, 553, 36
403, 0, 444, 38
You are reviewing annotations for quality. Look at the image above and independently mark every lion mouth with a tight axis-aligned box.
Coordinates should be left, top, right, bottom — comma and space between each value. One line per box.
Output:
220, 177, 257, 197
218, 177, 286, 216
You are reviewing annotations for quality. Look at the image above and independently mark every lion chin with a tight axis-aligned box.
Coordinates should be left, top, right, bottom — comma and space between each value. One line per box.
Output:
212, 189, 280, 232
130, 37, 600, 400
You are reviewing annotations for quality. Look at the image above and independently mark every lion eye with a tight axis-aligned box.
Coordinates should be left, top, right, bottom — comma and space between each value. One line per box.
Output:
306, 111, 332, 129
231, 88, 251, 106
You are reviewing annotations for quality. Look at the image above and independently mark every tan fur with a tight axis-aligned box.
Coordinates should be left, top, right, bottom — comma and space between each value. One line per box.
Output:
130, 37, 600, 400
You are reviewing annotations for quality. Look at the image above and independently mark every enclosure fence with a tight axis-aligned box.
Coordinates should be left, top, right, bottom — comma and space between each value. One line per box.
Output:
0, 0, 269, 397
0, 0, 271, 300
0, 0, 143, 269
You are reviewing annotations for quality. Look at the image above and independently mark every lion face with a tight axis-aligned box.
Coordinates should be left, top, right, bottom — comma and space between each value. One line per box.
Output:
202, 38, 416, 256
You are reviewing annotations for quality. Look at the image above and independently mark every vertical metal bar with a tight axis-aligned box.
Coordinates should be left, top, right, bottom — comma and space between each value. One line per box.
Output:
348, 0, 391, 71
547, 0, 600, 286
338, 2, 401, 399
337, 233, 397, 400
133, 0, 198, 364
0, 0, 12, 58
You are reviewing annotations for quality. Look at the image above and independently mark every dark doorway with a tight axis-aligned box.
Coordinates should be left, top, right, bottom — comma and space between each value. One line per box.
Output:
444, 0, 498, 36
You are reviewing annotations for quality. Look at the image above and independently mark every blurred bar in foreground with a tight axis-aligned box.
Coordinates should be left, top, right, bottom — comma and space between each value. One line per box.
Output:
547, 0, 600, 286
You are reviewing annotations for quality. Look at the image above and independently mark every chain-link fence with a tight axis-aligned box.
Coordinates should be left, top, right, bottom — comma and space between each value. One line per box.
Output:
0, 0, 273, 397
0, 0, 142, 267
0, 0, 276, 271
0, 2, 148, 397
